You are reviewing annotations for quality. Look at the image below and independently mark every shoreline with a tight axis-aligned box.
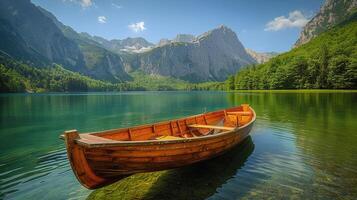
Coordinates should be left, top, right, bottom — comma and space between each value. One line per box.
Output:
1, 89, 357, 95
229, 89, 357, 93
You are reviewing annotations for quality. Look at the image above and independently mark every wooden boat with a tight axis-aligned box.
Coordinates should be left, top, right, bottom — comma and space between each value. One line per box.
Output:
61, 104, 256, 189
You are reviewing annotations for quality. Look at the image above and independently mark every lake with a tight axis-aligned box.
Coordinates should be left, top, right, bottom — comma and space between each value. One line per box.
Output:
1, 91, 356, 199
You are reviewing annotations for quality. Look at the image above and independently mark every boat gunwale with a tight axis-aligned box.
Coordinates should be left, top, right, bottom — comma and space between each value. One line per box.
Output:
74, 106, 256, 148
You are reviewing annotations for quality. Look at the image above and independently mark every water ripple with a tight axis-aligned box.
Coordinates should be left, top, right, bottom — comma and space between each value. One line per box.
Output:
0, 146, 88, 200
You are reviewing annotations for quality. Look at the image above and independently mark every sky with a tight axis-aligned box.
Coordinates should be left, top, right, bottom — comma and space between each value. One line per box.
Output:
31, 0, 324, 53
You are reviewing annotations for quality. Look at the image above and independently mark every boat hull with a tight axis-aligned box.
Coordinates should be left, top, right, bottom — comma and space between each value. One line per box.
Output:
63, 106, 256, 189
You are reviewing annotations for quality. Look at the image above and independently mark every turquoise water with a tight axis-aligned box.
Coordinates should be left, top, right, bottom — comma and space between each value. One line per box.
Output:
0, 91, 357, 199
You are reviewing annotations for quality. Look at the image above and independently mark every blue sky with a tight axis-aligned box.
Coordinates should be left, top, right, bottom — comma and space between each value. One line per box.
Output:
31, 0, 324, 52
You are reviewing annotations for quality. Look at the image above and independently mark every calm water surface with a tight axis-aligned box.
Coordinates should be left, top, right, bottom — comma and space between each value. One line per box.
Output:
0, 91, 356, 199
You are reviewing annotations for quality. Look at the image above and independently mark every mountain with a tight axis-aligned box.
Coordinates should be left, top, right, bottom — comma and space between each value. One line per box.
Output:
245, 49, 278, 64
0, 52, 225, 92
0, 0, 85, 70
79, 25, 256, 82
157, 34, 195, 46
82, 34, 154, 53
0, 0, 255, 85
121, 37, 154, 48
295, 0, 357, 46
229, 13, 357, 89
172, 34, 196, 43
0, 0, 130, 82
158, 39, 171, 46
38, 7, 131, 82
128, 26, 256, 82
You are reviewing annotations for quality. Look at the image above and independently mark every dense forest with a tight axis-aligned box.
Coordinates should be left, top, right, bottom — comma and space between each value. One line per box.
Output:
226, 15, 357, 90
0, 55, 117, 92
0, 54, 224, 92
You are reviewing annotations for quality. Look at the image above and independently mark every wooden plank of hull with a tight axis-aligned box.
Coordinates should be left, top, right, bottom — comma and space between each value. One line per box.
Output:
88, 132, 246, 174
84, 130, 235, 157
226, 111, 252, 116
63, 130, 124, 189
87, 128, 251, 178
187, 124, 235, 131
62, 105, 256, 189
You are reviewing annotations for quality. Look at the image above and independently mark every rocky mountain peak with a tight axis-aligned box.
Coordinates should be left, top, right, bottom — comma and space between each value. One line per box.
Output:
295, 0, 357, 47
158, 38, 171, 46
132, 25, 256, 82
173, 34, 195, 43
120, 37, 154, 48
198, 25, 236, 41
195, 25, 251, 61
217, 24, 230, 31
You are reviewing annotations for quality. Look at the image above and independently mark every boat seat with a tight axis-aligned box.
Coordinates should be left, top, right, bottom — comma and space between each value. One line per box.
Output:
187, 124, 235, 131
155, 135, 182, 140
77, 134, 118, 146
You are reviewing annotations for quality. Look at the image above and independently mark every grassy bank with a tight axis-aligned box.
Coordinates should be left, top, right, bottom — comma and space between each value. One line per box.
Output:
229, 89, 357, 93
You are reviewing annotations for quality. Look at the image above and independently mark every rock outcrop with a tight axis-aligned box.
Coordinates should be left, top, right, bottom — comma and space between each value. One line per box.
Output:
130, 26, 256, 82
245, 49, 278, 64
157, 34, 195, 46
295, 0, 357, 46
172, 34, 196, 43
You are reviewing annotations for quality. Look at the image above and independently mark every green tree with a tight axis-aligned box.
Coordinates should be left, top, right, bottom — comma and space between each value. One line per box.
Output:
226, 75, 235, 90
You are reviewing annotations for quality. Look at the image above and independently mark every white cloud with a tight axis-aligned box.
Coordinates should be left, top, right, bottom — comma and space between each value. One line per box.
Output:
264, 10, 309, 31
80, 0, 92, 8
98, 16, 107, 24
63, 0, 93, 8
128, 21, 146, 32
112, 3, 122, 9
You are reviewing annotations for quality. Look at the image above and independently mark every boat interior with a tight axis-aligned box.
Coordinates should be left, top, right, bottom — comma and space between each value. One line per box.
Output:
62, 105, 254, 145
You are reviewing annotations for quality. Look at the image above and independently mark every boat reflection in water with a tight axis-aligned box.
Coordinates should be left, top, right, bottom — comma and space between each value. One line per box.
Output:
145, 136, 255, 199
89, 136, 254, 200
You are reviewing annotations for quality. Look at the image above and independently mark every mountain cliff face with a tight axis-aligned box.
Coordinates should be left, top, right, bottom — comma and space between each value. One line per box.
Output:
0, 0, 130, 82
121, 37, 154, 48
157, 34, 195, 46
173, 34, 196, 43
129, 26, 256, 82
0, 0, 85, 70
245, 49, 278, 64
0, 18, 46, 65
158, 39, 171, 46
83, 35, 154, 53
295, 0, 357, 46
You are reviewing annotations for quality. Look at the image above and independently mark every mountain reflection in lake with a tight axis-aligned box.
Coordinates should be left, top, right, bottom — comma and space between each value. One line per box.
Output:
142, 137, 254, 200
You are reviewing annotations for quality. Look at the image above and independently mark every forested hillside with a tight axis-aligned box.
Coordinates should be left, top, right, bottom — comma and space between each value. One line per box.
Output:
0, 55, 116, 92
227, 15, 357, 90
0, 55, 224, 92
